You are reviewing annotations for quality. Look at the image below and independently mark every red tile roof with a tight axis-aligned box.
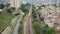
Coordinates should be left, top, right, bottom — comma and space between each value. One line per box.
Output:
54, 16, 60, 24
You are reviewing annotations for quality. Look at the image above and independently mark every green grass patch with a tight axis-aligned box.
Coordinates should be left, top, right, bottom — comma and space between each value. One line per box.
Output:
0, 11, 13, 32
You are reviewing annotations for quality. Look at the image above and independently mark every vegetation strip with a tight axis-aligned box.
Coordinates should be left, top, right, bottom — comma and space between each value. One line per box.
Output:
0, 11, 14, 33
32, 5, 57, 34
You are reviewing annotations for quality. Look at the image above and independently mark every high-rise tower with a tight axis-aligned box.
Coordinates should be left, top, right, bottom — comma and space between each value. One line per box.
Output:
10, 0, 20, 9
10, 0, 15, 7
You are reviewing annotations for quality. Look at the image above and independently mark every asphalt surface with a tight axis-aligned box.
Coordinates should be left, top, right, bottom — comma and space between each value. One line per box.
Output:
27, 6, 33, 34
24, 6, 33, 34
27, 14, 33, 34
13, 13, 24, 34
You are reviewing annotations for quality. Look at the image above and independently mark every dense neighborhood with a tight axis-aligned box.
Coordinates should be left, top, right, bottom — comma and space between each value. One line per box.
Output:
0, 0, 60, 34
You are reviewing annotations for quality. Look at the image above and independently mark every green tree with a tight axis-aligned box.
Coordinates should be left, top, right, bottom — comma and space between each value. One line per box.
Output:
6, 9, 12, 14
0, 4, 4, 9
40, 17, 44, 21
52, 4, 57, 7
41, 5, 46, 7
32, 5, 37, 18
20, 3, 30, 14
5, 3, 10, 7
44, 26, 57, 34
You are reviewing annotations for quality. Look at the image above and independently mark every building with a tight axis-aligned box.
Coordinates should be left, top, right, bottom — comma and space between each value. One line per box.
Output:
10, 0, 21, 9
38, 5, 59, 27
10, 0, 15, 8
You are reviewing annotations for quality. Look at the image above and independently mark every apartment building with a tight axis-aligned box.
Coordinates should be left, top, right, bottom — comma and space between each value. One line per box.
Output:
10, 0, 21, 9
38, 5, 60, 27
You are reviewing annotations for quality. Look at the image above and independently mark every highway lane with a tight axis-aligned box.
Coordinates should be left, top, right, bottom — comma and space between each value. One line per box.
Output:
27, 14, 33, 34
13, 12, 24, 34
27, 6, 33, 34
23, 6, 33, 34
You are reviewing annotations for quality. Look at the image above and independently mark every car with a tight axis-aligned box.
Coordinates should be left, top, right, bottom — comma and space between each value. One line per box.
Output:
0, 9, 3, 13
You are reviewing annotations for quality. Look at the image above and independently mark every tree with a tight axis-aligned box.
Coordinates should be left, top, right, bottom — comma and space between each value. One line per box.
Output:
6, 9, 12, 14
40, 17, 44, 21
41, 5, 46, 7
44, 25, 57, 34
10, 7, 15, 10
0, 4, 4, 9
5, 3, 10, 7
52, 4, 57, 7
20, 3, 30, 14
32, 18, 41, 34
32, 5, 37, 18
37, 6, 42, 10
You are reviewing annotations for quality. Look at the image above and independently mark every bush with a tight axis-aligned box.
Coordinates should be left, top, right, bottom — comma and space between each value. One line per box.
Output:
6, 9, 12, 14
44, 26, 57, 34
32, 18, 41, 34
15, 13, 20, 16
0, 4, 4, 9
18, 14, 25, 34
41, 5, 46, 7
20, 3, 30, 14
40, 17, 44, 21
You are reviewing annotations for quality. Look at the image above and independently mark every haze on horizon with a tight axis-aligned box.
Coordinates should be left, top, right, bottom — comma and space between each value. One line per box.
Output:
0, 0, 60, 3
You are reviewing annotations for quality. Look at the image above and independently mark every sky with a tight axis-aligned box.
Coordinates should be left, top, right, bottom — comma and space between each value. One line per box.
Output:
0, 0, 60, 3
21, 0, 60, 4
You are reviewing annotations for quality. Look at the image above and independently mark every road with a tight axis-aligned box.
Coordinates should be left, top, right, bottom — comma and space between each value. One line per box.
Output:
27, 14, 33, 34
24, 6, 33, 34
27, 6, 33, 34
13, 12, 24, 34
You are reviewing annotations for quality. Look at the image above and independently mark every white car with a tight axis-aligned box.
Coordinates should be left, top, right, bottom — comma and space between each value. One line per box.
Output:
0, 9, 3, 12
